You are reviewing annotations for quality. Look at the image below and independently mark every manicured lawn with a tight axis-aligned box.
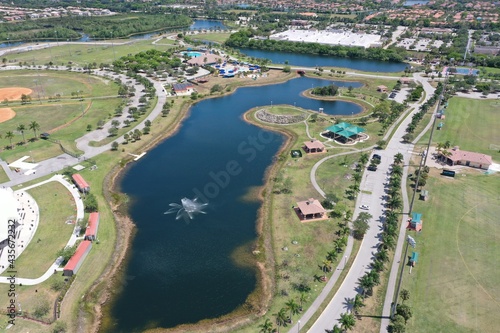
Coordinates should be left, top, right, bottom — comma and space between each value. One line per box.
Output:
6, 39, 177, 67
10, 182, 75, 278
419, 97, 500, 162
192, 32, 232, 44
401, 171, 500, 333
0, 70, 118, 99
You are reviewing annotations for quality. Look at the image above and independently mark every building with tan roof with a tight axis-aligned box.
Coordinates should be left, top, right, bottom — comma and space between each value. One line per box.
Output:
295, 198, 327, 221
303, 139, 325, 154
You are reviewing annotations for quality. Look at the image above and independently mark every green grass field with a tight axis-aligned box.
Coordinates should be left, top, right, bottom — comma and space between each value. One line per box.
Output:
0, 70, 121, 162
419, 97, 500, 161
0, 181, 76, 278
192, 32, 232, 44
402, 172, 500, 333
6, 39, 177, 67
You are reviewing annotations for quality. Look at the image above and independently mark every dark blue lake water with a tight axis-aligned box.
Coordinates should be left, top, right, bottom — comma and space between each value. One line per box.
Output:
238, 48, 408, 73
105, 77, 363, 332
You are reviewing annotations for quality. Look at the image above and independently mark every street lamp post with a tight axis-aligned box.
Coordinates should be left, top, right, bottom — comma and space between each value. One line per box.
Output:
110, 32, 117, 62
298, 320, 301, 332
55, 30, 59, 47
391, 235, 416, 319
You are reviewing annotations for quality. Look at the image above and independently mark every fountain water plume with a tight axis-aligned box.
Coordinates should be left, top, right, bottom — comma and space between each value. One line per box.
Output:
164, 197, 208, 220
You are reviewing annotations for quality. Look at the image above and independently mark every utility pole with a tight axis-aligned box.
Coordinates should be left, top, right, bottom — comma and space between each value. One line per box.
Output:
391, 235, 416, 319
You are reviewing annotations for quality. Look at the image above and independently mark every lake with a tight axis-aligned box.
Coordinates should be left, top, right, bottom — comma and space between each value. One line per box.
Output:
238, 48, 408, 73
103, 77, 364, 332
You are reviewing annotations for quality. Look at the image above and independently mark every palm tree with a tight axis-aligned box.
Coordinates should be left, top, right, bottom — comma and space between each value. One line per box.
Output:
322, 259, 332, 276
326, 325, 343, 333
380, 233, 396, 250
387, 186, 400, 198
352, 172, 361, 185
29, 121, 40, 140
389, 177, 401, 189
298, 292, 308, 311
285, 299, 300, 323
327, 249, 338, 262
375, 248, 389, 263
387, 195, 403, 211
274, 308, 288, 332
400, 289, 410, 303
17, 124, 26, 143
5, 131, 14, 148
391, 164, 403, 177
444, 140, 451, 149
436, 142, 444, 152
358, 274, 375, 298
259, 318, 274, 333
359, 153, 369, 165
371, 259, 384, 272
385, 210, 398, 224
344, 209, 352, 223
352, 294, 365, 315
394, 152, 404, 165
338, 312, 356, 331
333, 239, 344, 253
367, 270, 381, 286
385, 223, 398, 239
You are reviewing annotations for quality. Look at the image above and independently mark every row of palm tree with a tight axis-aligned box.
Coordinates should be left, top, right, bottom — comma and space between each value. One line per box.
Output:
0, 121, 40, 148
406, 81, 445, 135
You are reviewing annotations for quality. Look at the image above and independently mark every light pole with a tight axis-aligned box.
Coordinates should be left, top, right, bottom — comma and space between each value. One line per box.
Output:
344, 255, 347, 269
298, 320, 301, 332
67, 39, 72, 57
110, 31, 116, 62
55, 30, 59, 47
391, 235, 416, 319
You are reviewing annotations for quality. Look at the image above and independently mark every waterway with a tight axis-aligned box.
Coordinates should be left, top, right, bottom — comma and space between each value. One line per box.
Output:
105, 77, 363, 332
0, 19, 227, 48
238, 48, 408, 73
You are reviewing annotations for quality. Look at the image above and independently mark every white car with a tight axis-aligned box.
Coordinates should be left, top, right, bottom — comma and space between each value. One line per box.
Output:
359, 205, 370, 210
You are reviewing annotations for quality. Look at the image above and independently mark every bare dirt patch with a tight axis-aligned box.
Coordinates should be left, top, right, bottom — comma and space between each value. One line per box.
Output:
0, 87, 33, 101
0, 107, 15, 123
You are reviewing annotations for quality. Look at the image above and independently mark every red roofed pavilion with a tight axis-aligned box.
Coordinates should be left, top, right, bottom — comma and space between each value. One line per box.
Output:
72, 173, 90, 193
63, 240, 92, 276
85, 212, 100, 241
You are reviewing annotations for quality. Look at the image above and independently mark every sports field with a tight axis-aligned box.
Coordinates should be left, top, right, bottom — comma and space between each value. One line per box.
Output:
419, 97, 500, 161
0, 70, 121, 162
5, 38, 177, 67
402, 171, 500, 332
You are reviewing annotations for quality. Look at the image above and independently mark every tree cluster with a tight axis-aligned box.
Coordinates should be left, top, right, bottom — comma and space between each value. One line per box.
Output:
225, 30, 407, 63
311, 84, 339, 96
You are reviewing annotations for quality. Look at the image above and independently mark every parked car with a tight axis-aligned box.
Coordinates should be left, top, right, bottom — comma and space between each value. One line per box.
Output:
367, 165, 377, 171
372, 154, 381, 160
360, 204, 370, 210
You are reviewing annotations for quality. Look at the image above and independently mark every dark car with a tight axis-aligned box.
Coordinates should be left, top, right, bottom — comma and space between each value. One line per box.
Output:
367, 165, 377, 171
372, 154, 381, 160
